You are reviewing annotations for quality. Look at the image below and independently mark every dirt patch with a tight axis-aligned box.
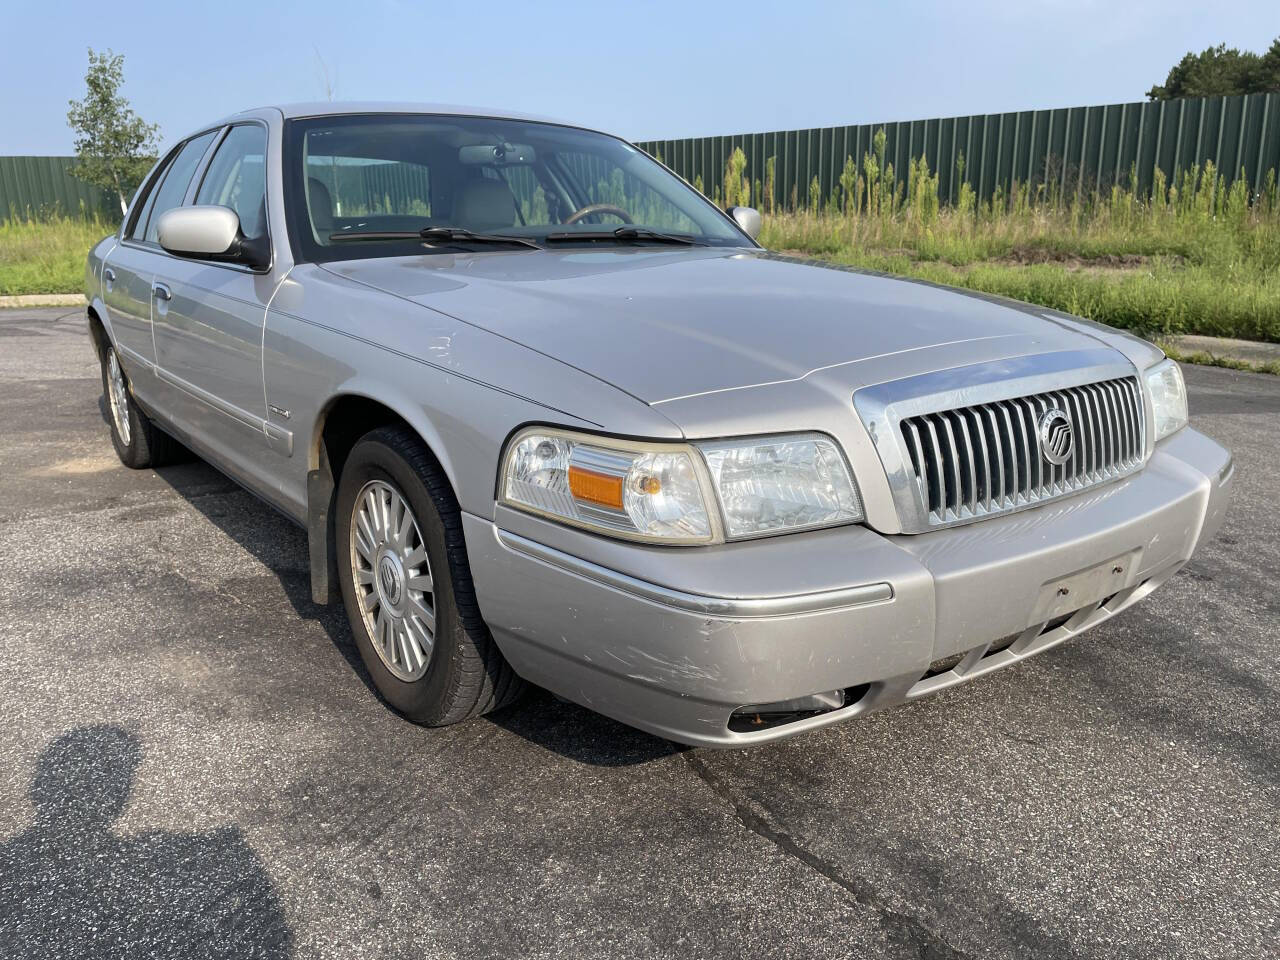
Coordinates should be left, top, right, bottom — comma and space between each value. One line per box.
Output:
31, 453, 121, 476
995, 248, 1184, 273
0, 293, 86, 308
773, 247, 1181, 276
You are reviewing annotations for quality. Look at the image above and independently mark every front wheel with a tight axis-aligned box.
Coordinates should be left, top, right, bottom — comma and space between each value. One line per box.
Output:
335, 426, 524, 725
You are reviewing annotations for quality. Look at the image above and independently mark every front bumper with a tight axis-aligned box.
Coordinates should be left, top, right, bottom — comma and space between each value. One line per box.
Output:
463, 427, 1233, 747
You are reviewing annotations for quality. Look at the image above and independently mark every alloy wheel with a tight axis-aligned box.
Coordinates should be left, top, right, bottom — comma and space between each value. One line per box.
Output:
350, 478, 436, 681
106, 348, 131, 446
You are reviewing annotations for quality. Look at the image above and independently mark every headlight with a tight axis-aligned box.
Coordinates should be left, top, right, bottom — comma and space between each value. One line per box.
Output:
1145, 358, 1188, 442
698, 433, 862, 539
500, 428, 862, 544
500, 430, 715, 543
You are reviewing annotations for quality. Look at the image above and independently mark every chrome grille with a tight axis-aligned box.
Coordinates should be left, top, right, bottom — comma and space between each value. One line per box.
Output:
898, 376, 1145, 525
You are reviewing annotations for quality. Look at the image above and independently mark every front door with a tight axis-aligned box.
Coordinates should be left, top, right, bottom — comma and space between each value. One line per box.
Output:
150, 123, 280, 476
102, 130, 219, 391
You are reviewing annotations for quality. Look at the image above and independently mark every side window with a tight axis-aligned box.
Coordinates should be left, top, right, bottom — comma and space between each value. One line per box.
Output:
137, 131, 217, 243
126, 154, 176, 240
196, 125, 269, 241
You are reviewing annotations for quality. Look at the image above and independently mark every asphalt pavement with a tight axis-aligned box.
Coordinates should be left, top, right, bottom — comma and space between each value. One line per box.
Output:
0, 307, 1276, 959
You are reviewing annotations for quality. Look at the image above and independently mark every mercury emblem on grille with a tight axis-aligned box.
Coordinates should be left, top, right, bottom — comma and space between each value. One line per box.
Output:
1038, 408, 1074, 465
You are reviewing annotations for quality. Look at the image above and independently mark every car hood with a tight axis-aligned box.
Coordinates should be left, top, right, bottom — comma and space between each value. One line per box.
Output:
320, 247, 1120, 404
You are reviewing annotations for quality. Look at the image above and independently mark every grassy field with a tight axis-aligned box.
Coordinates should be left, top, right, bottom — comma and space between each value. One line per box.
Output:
762, 210, 1280, 344
0, 214, 116, 296
2, 153, 1278, 350
757, 157, 1280, 345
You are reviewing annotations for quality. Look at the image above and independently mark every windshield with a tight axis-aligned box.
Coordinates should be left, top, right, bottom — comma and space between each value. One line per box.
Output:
283, 114, 751, 262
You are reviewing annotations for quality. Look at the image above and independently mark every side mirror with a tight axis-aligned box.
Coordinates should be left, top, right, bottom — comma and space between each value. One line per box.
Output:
728, 205, 762, 240
157, 206, 269, 269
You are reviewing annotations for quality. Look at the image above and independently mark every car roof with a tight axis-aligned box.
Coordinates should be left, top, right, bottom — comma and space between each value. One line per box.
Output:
225, 101, 593, 130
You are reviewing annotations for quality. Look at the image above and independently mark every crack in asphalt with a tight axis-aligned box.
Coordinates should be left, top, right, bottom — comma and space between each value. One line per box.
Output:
0, 310, 82, 326
683, 753, 972, 960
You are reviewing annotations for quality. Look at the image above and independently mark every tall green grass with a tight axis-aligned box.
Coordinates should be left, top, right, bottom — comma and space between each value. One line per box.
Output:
731, 136, 1280, 343
0, 212, 118, 296
762, 204, 1280, 342
4, 140, 1280, 345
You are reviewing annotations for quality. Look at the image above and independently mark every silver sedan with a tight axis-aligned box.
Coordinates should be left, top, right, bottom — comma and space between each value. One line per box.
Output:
84, 103, 1232, 746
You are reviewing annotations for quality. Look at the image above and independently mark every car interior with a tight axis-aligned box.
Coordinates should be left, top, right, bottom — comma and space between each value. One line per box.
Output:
296, 119, 702, 245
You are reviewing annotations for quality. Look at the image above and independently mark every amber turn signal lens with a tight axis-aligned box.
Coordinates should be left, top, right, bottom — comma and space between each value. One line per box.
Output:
568, 466, 625, 509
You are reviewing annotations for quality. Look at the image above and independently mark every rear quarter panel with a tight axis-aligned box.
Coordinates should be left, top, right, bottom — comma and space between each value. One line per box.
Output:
84, 234, 118, 335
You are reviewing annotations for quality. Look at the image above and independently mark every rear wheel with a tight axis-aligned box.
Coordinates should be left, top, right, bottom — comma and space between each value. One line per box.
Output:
335, 426, 524, 724
100, 344, 180, 469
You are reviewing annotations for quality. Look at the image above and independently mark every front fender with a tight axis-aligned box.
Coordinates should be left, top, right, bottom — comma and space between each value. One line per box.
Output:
313, 377, 467, 495
301, 379, 480, 606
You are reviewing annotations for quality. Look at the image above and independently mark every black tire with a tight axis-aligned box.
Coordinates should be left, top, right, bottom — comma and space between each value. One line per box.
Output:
99, 343, 181, 469
335, 426, 524, 725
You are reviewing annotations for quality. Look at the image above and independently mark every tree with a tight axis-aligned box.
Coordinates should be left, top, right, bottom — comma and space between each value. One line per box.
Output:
1147, 37, 1280, 100
66, 49, 160, 216
1260, 38, 1280, 91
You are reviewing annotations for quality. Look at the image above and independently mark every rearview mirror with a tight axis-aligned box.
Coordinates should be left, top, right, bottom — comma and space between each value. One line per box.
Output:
156, 206, 269, 269
459, 142, 536, 166
728, 206, 762, 240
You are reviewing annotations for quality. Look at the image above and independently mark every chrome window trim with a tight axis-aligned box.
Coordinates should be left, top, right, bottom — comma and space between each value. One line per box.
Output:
183, 125, 232, 206
854, 349, 1147, 533
120, 149, 179, 241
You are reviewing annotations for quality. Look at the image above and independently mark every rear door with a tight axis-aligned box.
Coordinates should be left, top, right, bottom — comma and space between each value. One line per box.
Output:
149, 122, 281, 473
102, 131, 218, 390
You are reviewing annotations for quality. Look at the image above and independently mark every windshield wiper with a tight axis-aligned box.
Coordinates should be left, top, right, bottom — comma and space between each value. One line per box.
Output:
419, 227, 541, 249
328, 230, 420, 242
328, 226, 540, 249
544, 226, 699, 246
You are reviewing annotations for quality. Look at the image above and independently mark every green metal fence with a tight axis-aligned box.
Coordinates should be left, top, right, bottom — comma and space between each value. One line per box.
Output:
6, 93, 1279, 220
0, 156, 116, 220
637, 93, 1280, 212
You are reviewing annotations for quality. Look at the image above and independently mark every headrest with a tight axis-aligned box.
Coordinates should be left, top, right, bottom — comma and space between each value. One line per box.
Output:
453, 178, 517, 231
307, 177, 334, 237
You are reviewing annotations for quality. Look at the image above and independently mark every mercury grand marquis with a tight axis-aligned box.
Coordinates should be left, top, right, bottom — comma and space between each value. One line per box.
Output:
84, 103, 1233, 746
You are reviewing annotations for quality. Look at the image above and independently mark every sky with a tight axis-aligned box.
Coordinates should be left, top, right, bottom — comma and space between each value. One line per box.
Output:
3, 0, 1278, 155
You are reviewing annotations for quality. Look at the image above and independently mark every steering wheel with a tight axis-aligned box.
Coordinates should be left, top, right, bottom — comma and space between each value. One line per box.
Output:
563, 203, 633, 225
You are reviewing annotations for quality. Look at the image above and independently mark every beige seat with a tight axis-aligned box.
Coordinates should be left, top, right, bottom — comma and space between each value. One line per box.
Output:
308, 178, 334, 238
453, 179, 518, 231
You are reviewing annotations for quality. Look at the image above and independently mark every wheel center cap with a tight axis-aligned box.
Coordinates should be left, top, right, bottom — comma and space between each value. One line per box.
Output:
376, 551, 405, 609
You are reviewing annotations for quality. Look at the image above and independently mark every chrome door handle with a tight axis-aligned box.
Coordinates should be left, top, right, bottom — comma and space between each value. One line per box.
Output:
103, 268, 115, 283
152, 283, 172, 302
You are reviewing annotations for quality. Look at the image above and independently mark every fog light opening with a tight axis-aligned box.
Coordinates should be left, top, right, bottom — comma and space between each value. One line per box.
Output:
728, 684, 871, 733
1040, 612, 1075, 634
922, 651, 967, 678
984, 631, 1021, 657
